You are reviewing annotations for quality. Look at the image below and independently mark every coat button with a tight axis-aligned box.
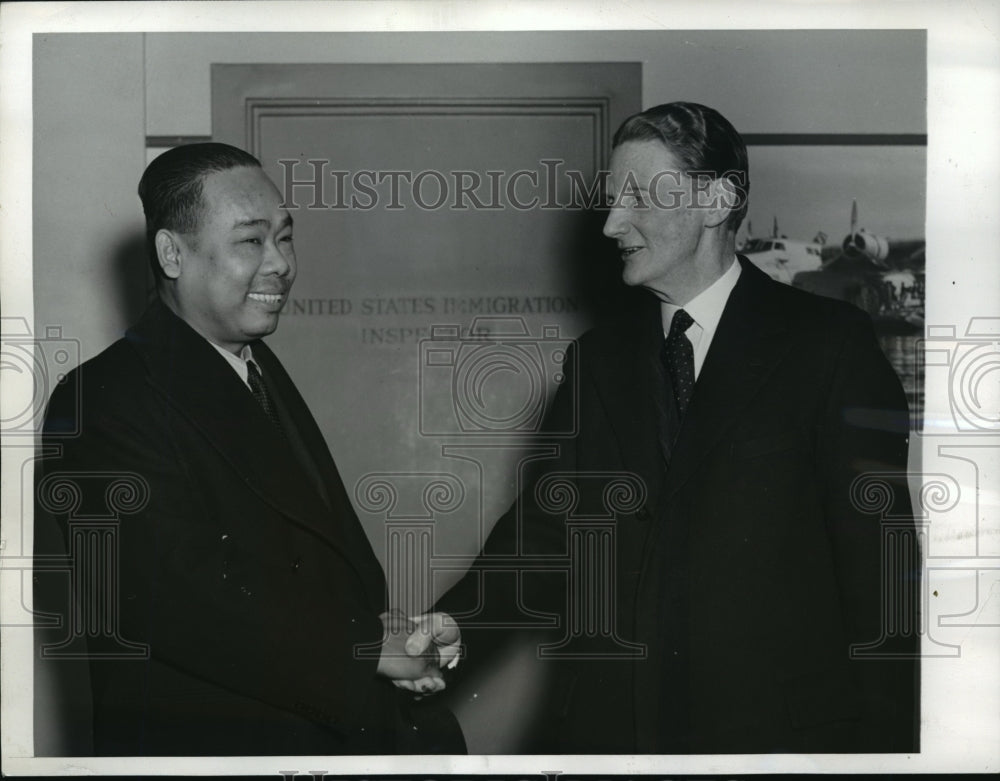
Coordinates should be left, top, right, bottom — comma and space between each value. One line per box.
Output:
635, 505, 650, 522
291, 556, 302, 571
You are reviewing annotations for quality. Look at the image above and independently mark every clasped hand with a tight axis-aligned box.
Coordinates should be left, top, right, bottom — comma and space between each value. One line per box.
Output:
375, 609, 461, 695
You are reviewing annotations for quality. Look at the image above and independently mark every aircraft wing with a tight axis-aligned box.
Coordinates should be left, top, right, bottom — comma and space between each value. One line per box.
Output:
885, 239, 925, 268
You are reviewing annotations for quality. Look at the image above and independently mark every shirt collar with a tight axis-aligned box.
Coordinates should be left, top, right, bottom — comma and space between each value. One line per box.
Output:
662, 256, 741, 334
207, 340, 256, 386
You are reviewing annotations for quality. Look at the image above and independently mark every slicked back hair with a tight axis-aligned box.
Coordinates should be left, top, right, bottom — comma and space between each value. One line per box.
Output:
612, 102, 749, 231
138, 142, 262, 281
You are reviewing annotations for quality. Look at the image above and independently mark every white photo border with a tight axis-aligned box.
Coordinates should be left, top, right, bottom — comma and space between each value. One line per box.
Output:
2, 0, 998, 776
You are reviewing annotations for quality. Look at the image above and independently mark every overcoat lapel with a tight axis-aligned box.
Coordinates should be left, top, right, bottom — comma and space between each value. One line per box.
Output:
125, 302, 378, 593
589, 296, 669, 511
252, 339, 385, 593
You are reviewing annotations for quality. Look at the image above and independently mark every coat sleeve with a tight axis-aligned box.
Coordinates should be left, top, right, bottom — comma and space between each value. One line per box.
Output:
818, 309, 919, 752
435, 341, 584, 657
34, 362, 392, 742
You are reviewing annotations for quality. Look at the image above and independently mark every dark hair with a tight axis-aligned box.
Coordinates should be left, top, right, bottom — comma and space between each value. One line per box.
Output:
137, 143, 262, 280
612, 102, 749, 231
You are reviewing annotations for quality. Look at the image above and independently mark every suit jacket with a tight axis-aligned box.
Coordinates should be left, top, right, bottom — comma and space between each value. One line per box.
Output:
34, 300, 463, 756
439, 257, 919, 754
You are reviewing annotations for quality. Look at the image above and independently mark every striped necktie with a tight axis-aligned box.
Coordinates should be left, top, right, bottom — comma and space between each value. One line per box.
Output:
246, 360, 285, 436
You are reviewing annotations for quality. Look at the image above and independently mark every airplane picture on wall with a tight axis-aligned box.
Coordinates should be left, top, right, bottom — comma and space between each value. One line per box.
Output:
743, 199, 925, 333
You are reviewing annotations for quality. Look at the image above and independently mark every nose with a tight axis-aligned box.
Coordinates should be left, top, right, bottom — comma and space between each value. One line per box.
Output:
603, 205, 627, 239
263, 237, 295, 279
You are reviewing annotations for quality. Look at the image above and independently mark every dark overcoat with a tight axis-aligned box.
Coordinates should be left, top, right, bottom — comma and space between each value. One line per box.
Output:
440, 258, 918, 754
35, 300, 463, 756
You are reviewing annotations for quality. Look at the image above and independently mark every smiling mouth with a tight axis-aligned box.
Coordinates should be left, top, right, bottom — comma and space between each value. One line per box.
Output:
248, 292, 284, 305
620, 246, 644, 258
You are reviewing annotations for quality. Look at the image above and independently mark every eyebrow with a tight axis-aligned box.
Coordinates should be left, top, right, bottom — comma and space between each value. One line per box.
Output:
232, 214, 294, 230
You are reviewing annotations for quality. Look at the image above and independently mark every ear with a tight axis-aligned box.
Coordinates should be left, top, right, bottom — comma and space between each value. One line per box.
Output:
702, 177, 740, 230
154, 230, 183, 280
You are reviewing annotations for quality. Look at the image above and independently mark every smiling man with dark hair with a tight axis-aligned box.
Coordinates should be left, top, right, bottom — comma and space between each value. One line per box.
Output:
35, 143, 462, 756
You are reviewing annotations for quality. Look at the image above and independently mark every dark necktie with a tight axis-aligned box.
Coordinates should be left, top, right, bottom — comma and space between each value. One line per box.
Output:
246, 360, 285, 436
663, 308, 695, 417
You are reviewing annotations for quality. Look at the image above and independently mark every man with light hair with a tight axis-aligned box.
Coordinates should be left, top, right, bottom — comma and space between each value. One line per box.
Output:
437, 102, 918, 753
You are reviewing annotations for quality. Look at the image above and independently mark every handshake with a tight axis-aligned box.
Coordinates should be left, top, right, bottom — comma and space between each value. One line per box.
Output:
375, 610, 461, 695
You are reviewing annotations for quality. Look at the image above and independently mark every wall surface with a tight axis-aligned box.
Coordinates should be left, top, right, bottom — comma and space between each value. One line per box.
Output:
143, 30, 925, 137
32, 34, 147, 755
33, 34, 148, 364
35, 29, 926, 363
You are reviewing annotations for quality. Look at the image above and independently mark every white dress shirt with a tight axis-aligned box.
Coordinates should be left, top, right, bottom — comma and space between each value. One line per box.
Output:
660, 257, 741, 379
